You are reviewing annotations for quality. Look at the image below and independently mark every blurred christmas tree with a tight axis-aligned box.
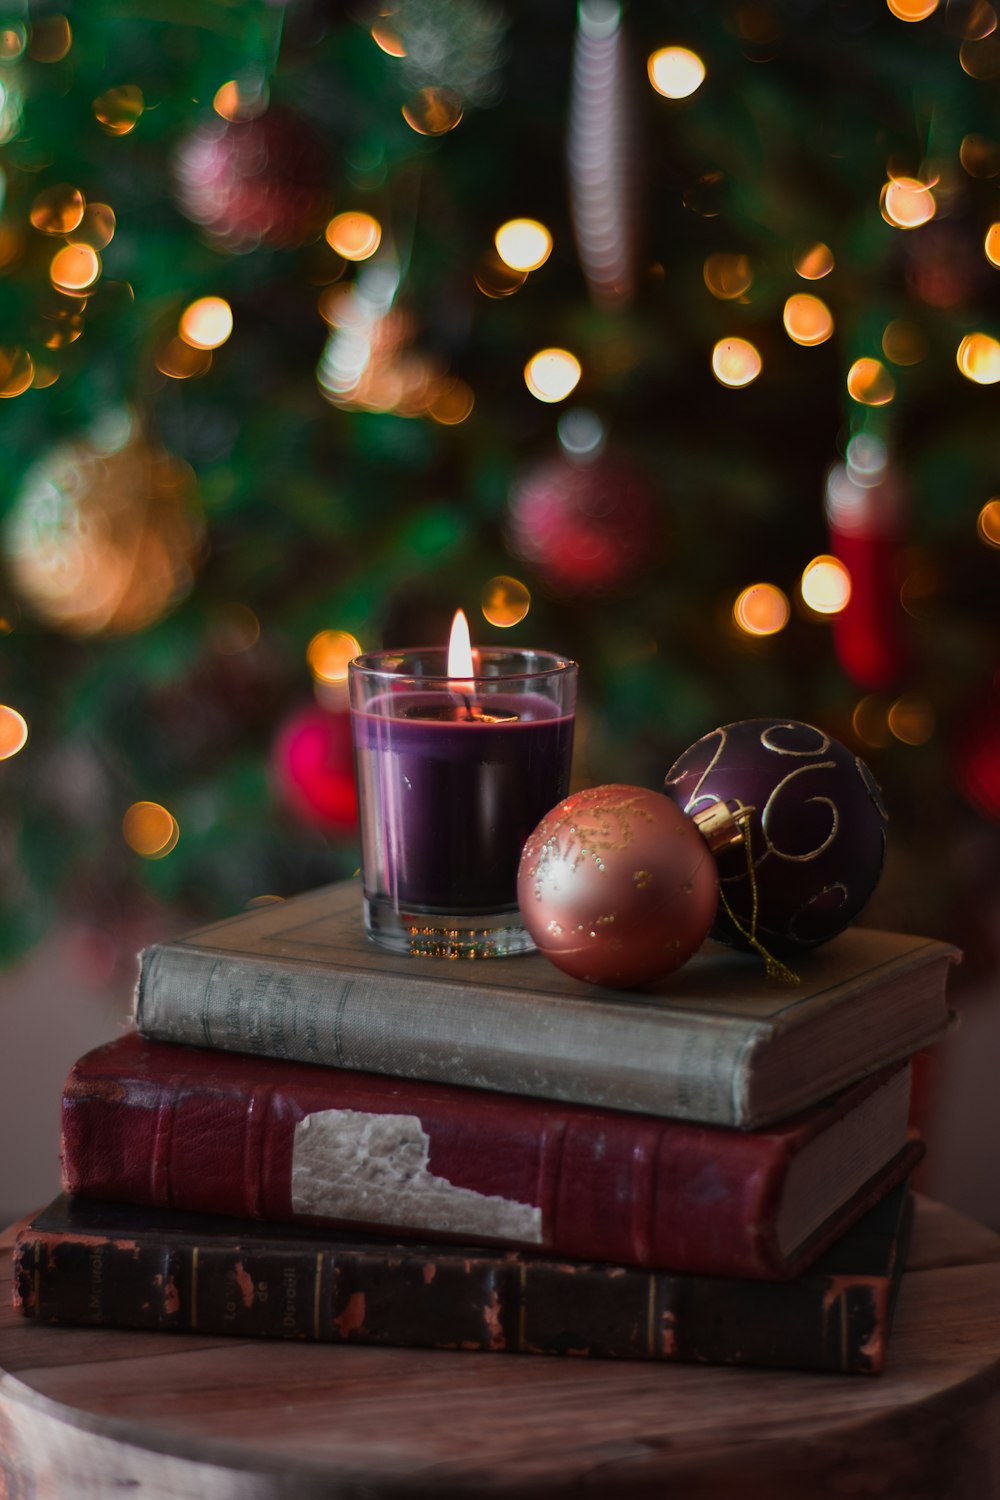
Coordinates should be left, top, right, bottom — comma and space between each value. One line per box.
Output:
0, 0, 998, 969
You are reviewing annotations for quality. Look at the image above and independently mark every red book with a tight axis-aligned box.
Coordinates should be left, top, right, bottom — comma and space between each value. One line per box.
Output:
61, 1033, 921, 1281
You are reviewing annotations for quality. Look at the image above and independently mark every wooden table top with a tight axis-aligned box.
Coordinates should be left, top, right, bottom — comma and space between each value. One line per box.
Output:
2, 1195, 1000, 1500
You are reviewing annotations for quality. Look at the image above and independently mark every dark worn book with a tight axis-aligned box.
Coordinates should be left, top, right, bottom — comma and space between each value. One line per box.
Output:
134, 878, 958, 1129
13, 1183, 915, 1375
62, 1032, 920, 1279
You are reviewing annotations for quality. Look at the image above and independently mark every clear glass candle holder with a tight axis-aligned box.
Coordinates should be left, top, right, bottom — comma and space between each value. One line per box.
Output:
349, 647, 577, 958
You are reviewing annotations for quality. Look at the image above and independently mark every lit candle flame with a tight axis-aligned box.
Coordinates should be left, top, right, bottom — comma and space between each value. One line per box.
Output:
447, 608, 476, 702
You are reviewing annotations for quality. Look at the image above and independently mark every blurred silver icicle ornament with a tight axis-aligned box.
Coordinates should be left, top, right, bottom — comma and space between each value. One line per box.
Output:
567, 0, 641, 309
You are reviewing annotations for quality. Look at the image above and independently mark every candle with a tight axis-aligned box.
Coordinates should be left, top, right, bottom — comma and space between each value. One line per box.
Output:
349, 613, 577, 957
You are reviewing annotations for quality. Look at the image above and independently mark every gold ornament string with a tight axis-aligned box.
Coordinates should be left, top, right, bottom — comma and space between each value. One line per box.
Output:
717, 815, 800, 985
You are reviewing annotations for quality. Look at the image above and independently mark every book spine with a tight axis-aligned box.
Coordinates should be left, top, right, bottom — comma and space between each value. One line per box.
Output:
61, 1056, 783, 1277
12, 1229, 889, 1374
135, 943, 760, 1127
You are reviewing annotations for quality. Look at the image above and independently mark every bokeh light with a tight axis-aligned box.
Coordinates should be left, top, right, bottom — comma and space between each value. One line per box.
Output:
92, 83, 144, 135
30, 184, 85, 235
647, 46, 706, 98
325, 212, 383, 261
880, 175, 937, 228
801, 554, 851, 613
494, 219, 552, 273
179, 297, 233, 350
473, 250, 527, 298
961, 133, 1000, 176
733, 582, 790, 636
886, 0, 939, 18
427, 377, 475, 425
985, 223, 1000, 267
557, 407, 605, 457
371, 23, 406, 56
0, 705, 28, 759
0, 347, 34, 397
952, 0, 999, 40
794, 242, 835, 279
212, 80, 267, 122
69, 202, 116, 250
0, 25, 26, 59
852, 696, 890, 749
888, 693, 935, 745
28, 14, 71, 61
123, 801, 180, 858
847, 357, 895, 404
711, 337, 762, 387
307, 629, 362, 684
783, 293, 834, 345
703, 252, 752, 299
524, 348, 582, 402
959, 34, 1000, 76
156, 337, 213, 380
401, 86, 463, 135
482, 575, 531, 627
882, 319, 927, 365
957, 331, 1000, 383
50, 244, 100, 292
977, 498, 1000, 546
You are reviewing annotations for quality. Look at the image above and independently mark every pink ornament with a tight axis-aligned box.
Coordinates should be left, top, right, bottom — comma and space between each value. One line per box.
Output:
517, 784, 718, 988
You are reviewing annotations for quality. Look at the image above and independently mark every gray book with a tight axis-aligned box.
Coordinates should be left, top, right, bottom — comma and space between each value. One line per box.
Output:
135, 879, 958, 1129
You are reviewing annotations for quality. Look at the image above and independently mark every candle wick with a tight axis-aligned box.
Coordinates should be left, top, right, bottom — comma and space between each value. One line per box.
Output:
461, 694, 475, 721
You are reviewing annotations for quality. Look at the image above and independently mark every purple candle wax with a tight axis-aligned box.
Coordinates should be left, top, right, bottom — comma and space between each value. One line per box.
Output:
352, 689, 574, 913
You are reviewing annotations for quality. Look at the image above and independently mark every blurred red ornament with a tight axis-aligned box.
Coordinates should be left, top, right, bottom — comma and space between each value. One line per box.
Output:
272, 703, 358, 836
954, 689, 1000, 820
175, 107, 331, 251
825, 454, 911, 691
517, 784, 718, 988
507, 451, 659, 595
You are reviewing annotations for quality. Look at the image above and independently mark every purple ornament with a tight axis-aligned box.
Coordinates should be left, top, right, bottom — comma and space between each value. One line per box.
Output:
664, 718, 887, 951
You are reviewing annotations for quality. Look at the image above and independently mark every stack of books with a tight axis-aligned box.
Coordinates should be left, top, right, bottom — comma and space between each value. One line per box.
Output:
13, 880, 958, 1375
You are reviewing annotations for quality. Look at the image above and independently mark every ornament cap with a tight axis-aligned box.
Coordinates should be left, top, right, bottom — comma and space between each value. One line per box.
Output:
691, 798, 748, 852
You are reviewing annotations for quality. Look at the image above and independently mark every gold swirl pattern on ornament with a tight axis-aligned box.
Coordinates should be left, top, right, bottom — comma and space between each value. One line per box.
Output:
759, 722, 831, 756
666, 726, 728, 814
787, 882, 849, 943
526, 790, 655, 902
761, 760, 838, 862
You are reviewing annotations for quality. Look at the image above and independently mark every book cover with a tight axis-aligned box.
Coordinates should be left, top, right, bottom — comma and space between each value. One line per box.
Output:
133, 878, 958, 1128
62, 1032, 921, 1280
13, 1183, 915, 1375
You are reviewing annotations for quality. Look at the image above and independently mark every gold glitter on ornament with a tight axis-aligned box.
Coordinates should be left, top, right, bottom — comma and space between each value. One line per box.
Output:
2, 420, 204, 636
